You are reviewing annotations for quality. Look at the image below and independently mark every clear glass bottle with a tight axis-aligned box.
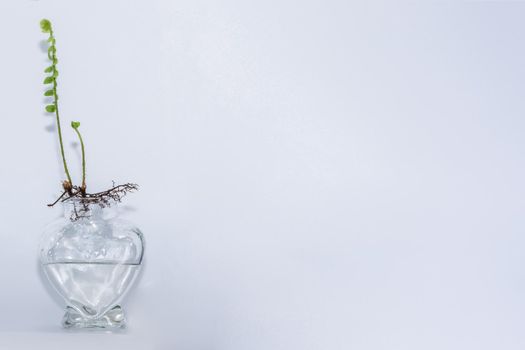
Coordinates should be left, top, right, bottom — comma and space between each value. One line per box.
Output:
39, 199, 145, 329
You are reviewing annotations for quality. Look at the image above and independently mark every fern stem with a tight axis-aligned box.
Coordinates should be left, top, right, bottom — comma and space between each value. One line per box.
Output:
72, 126, 86, 192
48, 27, 72, 186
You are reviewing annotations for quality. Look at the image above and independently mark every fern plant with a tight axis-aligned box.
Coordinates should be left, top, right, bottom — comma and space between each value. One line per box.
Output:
40, 19, 137, 217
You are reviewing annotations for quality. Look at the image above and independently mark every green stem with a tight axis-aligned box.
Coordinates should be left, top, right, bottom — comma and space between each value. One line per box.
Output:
49, 29, 72, 187
72, 126, 86, 192
53, 80, 72, 186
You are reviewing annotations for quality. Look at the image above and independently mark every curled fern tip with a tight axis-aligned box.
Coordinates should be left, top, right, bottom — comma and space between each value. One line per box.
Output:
40, 19, 52, 33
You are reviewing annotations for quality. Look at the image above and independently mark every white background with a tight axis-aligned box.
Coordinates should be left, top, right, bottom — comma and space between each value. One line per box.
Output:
1, 1, 525, 349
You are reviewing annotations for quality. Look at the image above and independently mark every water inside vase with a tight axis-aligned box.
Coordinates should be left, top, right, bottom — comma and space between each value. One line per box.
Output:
43, 261, 141, 318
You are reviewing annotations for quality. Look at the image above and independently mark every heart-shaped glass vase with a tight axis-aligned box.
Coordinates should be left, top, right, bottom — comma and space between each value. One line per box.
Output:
40, 199, 145, 329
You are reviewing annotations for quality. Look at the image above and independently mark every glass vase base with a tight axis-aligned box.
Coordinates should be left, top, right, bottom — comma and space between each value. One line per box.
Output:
62, 305, 125, 329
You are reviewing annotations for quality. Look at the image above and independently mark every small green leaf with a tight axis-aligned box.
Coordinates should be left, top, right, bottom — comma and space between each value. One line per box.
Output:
52, 69, 59, 78
44, 89, 54, 96
44, 66, 53, 73
47, 37, 56, 45
45, 105, 56, 113
40, 19, 52, 33
71, 121, 80, 129
52, 58, 58, 65
43, 76, 54, 84
47, 46, 56, 60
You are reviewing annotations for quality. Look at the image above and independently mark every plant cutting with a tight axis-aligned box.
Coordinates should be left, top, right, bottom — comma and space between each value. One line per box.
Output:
38, 19, 145, 329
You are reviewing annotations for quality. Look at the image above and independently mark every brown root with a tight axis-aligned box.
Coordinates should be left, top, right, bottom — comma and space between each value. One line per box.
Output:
48, 182, 139, 221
